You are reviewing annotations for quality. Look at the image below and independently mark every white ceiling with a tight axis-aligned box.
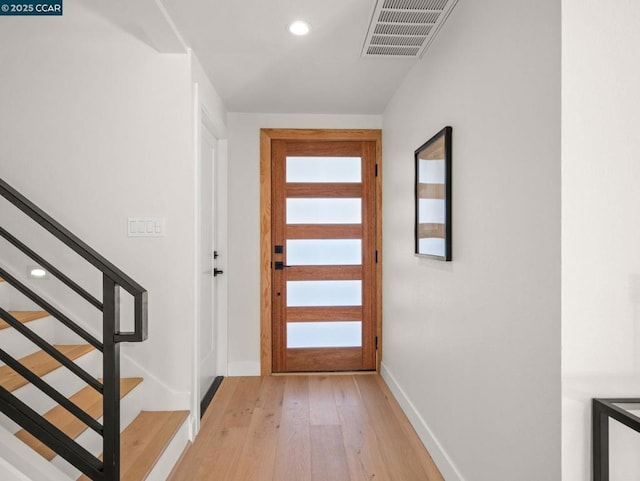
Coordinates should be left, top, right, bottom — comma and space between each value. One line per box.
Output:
160, 0, 419, 114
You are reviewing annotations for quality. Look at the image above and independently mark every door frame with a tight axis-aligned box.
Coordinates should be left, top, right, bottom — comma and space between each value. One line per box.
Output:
192, 82, 229, 435
259, 128, 383, 375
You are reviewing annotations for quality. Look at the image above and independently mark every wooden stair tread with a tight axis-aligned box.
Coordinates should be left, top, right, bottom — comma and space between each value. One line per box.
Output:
15, 377, 143, 460
0, 345, 95, 392
0, 310, 49, 330
78, 410, 189, 481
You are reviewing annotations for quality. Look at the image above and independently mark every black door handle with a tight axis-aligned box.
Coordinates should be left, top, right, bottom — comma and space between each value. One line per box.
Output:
274, 262, 294, 270
213, 268, 224, 277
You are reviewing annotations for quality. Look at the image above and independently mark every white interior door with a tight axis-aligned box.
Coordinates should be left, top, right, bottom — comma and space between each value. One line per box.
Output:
199, 125, 218, 401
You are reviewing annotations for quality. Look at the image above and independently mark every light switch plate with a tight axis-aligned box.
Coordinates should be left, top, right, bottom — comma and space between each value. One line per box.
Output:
128, 217, 166, 237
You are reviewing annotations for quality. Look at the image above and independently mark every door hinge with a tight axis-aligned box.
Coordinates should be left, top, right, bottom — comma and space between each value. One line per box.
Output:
375, 250, 378, 263
375, 164, 378, 177
375, 336, 378, 349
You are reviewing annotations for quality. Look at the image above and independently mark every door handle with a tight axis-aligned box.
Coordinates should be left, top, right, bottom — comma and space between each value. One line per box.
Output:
213, 268, 224, 277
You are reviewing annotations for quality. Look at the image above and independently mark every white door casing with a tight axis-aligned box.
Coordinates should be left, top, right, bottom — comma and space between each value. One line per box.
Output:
199, 124, 218, 401
192, 81, 229, 435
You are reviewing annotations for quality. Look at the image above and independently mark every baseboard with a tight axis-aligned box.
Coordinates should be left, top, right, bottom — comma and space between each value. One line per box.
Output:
380, 362, 466, 481
120, 351, 190, 410
200, 376, 224, 418
228, 361, 260, 376
0, 426, 69, 481
0, 458, 31, 481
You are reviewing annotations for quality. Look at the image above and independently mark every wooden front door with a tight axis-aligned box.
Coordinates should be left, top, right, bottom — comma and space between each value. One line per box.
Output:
269, 136, 379, 372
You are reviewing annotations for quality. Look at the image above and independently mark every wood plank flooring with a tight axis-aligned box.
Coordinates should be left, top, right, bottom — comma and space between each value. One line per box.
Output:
168, 375, 444, 481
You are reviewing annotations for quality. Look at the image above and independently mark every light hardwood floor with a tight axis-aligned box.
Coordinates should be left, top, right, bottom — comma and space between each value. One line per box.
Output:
168, 374, 444, 481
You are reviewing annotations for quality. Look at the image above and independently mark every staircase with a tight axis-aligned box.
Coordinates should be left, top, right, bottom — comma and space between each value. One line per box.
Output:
0, 180, 190, 480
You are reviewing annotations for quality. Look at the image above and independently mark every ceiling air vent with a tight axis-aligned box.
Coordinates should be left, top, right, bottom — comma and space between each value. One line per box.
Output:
362, 0, 458, 58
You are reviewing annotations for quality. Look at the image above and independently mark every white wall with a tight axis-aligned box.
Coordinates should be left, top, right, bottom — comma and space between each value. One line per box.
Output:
562, 1, 640, 480
381, 1, 560, 480
0, 1, 226, 408
191, 53, 228, 140
226, 113, 381, 375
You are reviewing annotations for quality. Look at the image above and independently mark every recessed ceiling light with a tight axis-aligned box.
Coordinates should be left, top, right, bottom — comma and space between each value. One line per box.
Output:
28, 267, 47, 279
288, 20, 311, 36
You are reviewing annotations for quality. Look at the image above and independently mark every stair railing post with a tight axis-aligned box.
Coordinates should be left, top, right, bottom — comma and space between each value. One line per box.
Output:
103, 275, 121, 480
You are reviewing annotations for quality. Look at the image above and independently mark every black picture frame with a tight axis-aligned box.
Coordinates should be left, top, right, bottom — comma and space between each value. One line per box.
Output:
414, 126, 452, 261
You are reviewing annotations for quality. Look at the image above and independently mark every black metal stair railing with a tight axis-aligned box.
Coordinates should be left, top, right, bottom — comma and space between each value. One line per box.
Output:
0, 177, 148, 480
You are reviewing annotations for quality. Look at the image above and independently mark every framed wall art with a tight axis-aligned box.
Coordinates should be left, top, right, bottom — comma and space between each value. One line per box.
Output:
414, 126, 452, 261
